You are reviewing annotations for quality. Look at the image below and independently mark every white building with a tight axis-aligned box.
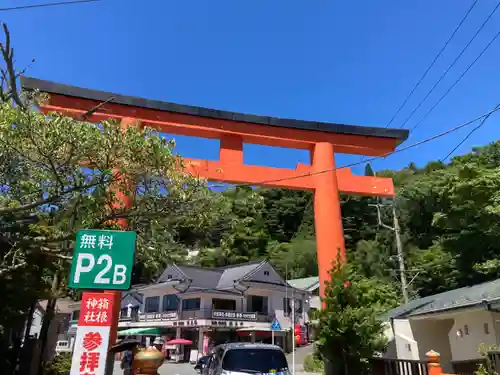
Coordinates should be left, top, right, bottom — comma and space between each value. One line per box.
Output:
383, 278, 500, 373
69, 260, 310, 358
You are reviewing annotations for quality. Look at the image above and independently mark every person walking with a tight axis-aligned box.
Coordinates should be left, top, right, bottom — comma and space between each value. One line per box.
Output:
120, 349, 134, 375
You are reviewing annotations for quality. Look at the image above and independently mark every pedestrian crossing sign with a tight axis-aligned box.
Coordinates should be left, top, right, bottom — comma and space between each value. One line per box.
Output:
271, 317, 281, 331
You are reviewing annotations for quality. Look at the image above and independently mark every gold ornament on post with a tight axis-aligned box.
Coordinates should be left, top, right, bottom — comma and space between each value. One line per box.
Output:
134, 346, 164, 375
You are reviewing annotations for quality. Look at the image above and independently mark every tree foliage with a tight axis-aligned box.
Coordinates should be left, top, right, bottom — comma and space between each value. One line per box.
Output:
316, 261, 400, 375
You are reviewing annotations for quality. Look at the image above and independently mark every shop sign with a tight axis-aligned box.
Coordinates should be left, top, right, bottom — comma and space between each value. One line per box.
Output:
69, 293, 114, 375
138, 312, 178, 321
211, 320, 245, 327
212, 310, 257, 321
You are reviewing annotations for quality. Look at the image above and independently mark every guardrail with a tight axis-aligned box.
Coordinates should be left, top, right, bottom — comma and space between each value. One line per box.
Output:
371, 350, 456, 375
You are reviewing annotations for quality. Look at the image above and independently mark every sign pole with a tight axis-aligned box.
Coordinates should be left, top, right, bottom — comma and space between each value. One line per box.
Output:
271, 330, 274, 345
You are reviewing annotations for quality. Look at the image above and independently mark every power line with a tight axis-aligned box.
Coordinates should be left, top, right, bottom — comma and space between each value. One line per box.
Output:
197, 104, 500, 190
398, 0, 500, 130
384, 0, 479, 129
0, 0, 99, 11
410, 28, 500, 132
441, 102, 500, 162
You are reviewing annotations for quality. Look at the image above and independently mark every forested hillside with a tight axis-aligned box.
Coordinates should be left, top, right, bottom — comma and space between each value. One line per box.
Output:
172, 141, 500, 299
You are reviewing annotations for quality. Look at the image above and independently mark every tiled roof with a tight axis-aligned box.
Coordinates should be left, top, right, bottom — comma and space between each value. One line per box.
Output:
217, 261, 264, 289
384, 277, 500, 320
155, 261, 278, 292
176, 264, 223, 289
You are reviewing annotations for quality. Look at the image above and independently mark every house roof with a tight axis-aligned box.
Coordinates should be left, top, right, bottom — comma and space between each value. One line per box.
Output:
217, 261, 265, 289
287, 276, 319, 292
384, 277, 500, 320
154, 261, 281, 293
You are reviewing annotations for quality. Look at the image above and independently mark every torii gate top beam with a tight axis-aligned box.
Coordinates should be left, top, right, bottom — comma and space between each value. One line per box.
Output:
21, 77, 408, 156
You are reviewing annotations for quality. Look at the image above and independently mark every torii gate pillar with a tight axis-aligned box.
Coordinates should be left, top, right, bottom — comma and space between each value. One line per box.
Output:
21, 76, 409, 299
313, 142, 345, 297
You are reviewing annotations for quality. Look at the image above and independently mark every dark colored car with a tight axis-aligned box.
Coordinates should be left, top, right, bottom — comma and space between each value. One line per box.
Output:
194, 355, 211, 373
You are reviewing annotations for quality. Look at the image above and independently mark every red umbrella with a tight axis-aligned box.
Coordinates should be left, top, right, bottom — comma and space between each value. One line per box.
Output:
166, 338, 193, 345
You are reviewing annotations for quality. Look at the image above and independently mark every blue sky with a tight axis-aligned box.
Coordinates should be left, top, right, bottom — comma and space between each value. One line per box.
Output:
2, 0, 500, 176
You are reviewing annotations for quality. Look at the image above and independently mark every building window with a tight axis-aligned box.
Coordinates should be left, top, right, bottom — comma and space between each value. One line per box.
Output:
71, 310, 80, 321
264, 271, 270, 276
247, 295, 268, 313
167, 274, 172, 279
484, 323, 490, 334
162, 295, 179, 311
464, 325, 469, 335
182, 298, 201, 311
145, 296, 160, 313
212, 298, 236, 311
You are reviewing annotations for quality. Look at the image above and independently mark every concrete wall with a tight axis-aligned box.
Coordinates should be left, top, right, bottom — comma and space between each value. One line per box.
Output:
27, 308, 44, 338
392, 319, 419, 360
390, 309, 500, 373
448, 310, 496, 361
391, 318, 454, 372
411, 319, 454, 372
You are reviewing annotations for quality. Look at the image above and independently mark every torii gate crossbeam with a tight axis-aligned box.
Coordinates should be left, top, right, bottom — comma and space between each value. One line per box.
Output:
21, 77, 409, 298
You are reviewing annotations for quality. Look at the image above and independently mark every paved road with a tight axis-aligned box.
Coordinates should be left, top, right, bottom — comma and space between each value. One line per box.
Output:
113, 344, 317, 375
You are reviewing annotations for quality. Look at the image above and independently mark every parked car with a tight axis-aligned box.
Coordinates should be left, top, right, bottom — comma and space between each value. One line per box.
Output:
194, 355, 211, 373
206, 343, 289, 375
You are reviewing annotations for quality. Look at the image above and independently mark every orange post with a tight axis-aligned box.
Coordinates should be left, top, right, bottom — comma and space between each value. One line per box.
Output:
427, 350, 451, 375
312, 142, 346, 299
80, 117, 138, 373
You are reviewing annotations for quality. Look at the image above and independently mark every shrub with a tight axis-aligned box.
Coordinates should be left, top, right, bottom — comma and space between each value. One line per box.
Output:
304, 354, 324, 373
44, 352, 72, 375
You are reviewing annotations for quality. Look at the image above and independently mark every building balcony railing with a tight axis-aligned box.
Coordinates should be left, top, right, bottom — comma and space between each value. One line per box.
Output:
126, 309, 273, 323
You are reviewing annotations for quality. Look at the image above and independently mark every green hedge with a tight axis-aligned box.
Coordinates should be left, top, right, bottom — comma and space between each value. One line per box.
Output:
44, 353, 72, 375
303, 354, 324, 373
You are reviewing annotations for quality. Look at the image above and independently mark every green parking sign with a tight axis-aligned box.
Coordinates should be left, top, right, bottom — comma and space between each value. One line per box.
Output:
68, 229, 136, 290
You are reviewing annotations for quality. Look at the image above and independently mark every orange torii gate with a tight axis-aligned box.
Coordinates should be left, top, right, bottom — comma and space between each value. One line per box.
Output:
21, 77, 408, 298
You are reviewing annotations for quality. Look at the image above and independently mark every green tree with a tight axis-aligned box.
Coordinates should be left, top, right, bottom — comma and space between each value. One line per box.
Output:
0, 23, 225, 372
268, 237, 318, 279
316, 261, 400, 375
364, 163, 375, 176
259, 188, 312, 243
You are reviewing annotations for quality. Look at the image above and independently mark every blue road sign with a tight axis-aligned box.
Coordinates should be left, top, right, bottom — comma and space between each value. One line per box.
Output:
271, 317, 281, 331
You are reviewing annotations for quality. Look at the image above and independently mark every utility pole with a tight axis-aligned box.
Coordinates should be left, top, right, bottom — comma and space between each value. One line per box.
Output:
392, 203, 409, 304
370, 200, 409, 304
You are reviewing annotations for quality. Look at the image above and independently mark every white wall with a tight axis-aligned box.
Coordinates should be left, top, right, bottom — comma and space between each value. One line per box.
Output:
26, 308, 44, 339
411, 318, 454, 372
391, 309, 500, 373
246, 286, 308, 330
392, 319, 420, 360
391, 318, 454, 372
448, 310, 496, 361
135, 283, 309, 329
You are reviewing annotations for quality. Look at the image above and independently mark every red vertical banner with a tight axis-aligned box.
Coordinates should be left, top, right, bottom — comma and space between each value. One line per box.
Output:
70, 293, 116, 375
